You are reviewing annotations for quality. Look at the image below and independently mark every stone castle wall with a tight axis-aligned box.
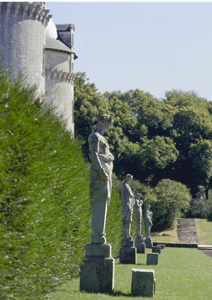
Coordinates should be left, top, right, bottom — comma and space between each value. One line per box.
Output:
0, 2, 77, 135
0, 2, 51, 96
45, 68, 75, 133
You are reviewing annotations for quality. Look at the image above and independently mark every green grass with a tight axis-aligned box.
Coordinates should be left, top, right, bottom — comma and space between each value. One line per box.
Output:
151, 226, 179, 243
46, 247, 212, 300
195, 218, 212, 245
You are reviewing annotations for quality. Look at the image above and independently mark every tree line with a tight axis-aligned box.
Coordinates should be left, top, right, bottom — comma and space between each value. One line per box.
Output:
74, 72, 212, 199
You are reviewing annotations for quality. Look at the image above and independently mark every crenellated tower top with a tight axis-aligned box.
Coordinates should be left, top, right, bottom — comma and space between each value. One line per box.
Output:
0, 2, 51, 26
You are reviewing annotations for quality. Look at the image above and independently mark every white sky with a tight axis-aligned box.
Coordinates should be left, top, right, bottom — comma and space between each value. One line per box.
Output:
46, 1, 212, 100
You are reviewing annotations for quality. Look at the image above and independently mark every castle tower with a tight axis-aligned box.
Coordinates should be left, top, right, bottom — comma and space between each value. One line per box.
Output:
0, 2, 77, 135
45, 21, 77, 134
0, 2, 51, 96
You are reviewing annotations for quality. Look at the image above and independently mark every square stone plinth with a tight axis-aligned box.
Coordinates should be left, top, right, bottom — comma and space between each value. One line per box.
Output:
85, 243, 111, 258
135, 240, 146, 254
157, 244, 165, 249
145, 237, 153, 249
80, 257, 114, 294
119, 247, 137, 264
152, 246, 161, 254
147, 253, 159, 265
131, 268, 155, 297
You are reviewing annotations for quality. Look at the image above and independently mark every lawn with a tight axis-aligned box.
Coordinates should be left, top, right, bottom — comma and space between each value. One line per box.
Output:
195, 218, 212, 245
151, 218, 212, 245
46, 247, 212, 300
151, 226, 179, 243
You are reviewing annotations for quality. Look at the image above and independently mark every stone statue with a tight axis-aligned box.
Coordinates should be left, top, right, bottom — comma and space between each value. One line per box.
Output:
145, 205, 153, 240
135, 193, 143, 239
121, 174, 135, 239
88, 114, 114, 244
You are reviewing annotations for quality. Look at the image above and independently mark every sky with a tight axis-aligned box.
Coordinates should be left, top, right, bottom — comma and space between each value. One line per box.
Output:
46, 1, 212, 100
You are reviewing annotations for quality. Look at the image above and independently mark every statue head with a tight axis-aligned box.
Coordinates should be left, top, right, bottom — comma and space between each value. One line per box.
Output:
96, 114, 114, 133
135, 193, 142, 199
146, 204, 150, 210
124, 174, 133, 183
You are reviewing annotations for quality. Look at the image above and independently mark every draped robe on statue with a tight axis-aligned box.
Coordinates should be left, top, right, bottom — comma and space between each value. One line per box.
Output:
88, 131, 114, 243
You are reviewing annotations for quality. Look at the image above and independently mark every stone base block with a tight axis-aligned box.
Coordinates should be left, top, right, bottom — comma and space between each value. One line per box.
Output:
152, 246, 161, 254
119, 247, 137, 264
145, 237, 153, 248
80, 257, 114, 294
121, 237, 134, 247
147, 252, 159, 265
135, 240, 146, 254
85, 243, 111, 258
157, 244, 165, 249
131, 268, 155, 297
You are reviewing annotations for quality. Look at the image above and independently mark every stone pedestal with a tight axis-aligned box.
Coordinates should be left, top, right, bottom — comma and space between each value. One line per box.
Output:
157, 244, 165, 249
147, 253, 159, 265
119, 238, 137, 264
145, 237, 153, 248
135, 237, 146, 254
152, 246, 161, 254
80, 243, 114, 294
131, 268, 156, 297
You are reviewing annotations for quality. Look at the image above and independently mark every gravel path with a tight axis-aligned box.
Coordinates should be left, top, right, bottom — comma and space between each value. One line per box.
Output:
177, 218, 199, 244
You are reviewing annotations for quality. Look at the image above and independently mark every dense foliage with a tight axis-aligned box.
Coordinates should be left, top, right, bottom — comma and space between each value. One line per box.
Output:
186, 199, 212, 220
0, 66, 122, 300
150, 179, 191, 229
74, 72, 212, 198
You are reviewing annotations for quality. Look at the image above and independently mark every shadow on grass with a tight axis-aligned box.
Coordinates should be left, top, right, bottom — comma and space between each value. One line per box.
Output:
114, 290, 131, 297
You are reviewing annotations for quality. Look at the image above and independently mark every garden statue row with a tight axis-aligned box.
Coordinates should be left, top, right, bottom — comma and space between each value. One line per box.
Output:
120, 174, 153, 264
80, 115, 154, 294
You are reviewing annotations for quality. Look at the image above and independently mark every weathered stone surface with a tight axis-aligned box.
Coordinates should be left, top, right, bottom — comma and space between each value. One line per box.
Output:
152, 246, 161, 254
145, 237, 153, 249
135, 238, 146, 254
85, 243, 111, 258
119, 247, 137, 264
157, 244, 165, 249
135, 193, 143, 239
80, 115, 115, 294
80, 256, 114, 294
147, 253, 159, 265
121, 174, 134, 239
145, 205, 153, 250
88, 115, 114, 244
131, 268, 155, 297
121, 237, 134, 247
177, 218, 199, 244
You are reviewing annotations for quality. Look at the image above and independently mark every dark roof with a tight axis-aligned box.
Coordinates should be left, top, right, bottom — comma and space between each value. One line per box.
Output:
46, 38, 74, 54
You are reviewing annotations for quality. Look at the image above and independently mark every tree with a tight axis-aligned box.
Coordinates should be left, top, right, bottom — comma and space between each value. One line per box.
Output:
74, 72, 110, 157
165, 91, 212, 197
150, 179, 191, 229
74, 74, 212, 197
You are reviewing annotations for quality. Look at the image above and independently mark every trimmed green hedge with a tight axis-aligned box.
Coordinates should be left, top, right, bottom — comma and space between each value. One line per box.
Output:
0, 67, 122, 300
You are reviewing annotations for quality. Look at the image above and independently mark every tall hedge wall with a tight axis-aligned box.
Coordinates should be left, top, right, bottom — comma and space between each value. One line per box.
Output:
0, 67, 122, 300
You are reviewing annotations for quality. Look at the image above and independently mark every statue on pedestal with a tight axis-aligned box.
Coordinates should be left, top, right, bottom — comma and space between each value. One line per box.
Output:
88, 114, 114, 244
80, 114, 115, 294
135, 193, 143, 239
121, 174, 134, 239
144, 204, 153, 248
134, 193, 146, 253
120, 174, 137, 263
